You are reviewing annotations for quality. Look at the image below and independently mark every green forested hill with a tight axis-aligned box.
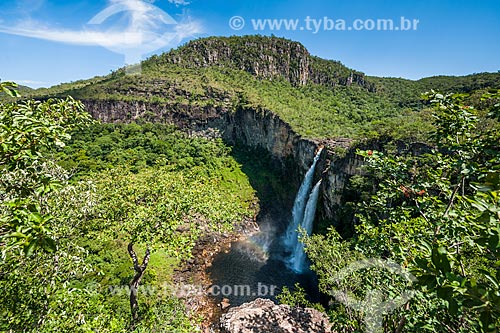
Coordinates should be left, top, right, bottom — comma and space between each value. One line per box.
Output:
22, 36, 500, 140
370, 72, 500, 107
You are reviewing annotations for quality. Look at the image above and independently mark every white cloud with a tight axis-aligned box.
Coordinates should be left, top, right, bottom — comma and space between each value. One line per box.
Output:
168, 0, 191, 6
0, 0, 202, 60
12, 80, 47, 86
0, 25, 144, 48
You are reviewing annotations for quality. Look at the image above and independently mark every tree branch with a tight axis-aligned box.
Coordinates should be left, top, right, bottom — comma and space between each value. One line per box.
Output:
127, 242, 150, 323
395, 302, 410, 333
128, 242, 140, 272
434, 177, 463, 239
443, 178, 463, 218
414, 199, 430, 223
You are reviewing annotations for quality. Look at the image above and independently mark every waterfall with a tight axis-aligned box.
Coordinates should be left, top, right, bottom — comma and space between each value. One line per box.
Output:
291, 180, 322, 272
283, 148, 323, 273
283, 148, 322, 250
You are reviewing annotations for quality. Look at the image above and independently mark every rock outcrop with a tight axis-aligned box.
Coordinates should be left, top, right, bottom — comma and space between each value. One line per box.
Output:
159, 35, 375, 91
167, 36, 311, 86
83, 99, 359, 226
219, 298, 332, 333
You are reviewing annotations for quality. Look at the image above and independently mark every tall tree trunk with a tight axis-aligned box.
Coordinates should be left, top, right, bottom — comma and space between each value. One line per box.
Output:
127, 242, 150, 323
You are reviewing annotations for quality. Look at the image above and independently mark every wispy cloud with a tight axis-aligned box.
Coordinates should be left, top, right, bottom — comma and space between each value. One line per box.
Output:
0, 25, 145, 48
168, 0, 191, 6
12, 79, 48, 86
0, 22, 202, 50
0, 0, 202, 60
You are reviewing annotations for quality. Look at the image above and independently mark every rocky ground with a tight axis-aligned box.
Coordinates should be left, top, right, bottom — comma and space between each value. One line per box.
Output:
219, 298, 332, 333
172, 214, 260, 332
172, 206, 334, 333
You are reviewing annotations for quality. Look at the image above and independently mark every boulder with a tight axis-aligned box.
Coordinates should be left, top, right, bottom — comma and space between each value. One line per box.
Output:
219, 298, 332, 333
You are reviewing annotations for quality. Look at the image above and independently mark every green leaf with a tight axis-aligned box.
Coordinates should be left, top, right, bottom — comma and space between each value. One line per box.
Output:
480, 271, 499, 289
41, 237, 56, 253
488, 234, 500, 249
8, 232, 27, 239
29, 212, 44, 224
437, 286, 453, 300
1, 82, 21, 97
449, 298, 459, 315
437, 246, 447, 255
432, 247, 451, 273
479, 311, 493, 331
24, 239, 37, 257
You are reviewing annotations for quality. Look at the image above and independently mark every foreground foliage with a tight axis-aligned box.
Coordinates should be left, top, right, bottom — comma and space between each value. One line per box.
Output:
0, 84, 256, 331
0, 81, 92, 256
293, 92, 500, 332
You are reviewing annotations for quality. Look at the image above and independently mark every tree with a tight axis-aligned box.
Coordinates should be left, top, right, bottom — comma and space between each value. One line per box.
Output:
128, 242, 150, 323
298, 91, 500, 332
0, 83, 92, 256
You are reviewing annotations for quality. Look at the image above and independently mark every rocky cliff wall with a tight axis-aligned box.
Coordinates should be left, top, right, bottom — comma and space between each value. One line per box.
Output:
166, 37, 312, 86
83, 99, 362, 227
160, 36, 375, 91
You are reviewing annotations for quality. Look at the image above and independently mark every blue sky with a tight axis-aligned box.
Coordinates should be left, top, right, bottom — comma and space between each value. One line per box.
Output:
0, 0, 499, 88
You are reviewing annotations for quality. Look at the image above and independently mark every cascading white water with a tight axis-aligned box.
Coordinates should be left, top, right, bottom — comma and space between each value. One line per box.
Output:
283, 148, 323, 272
209, 148, 324, 306
283, 148, 323, 250
291, 179, 322, 272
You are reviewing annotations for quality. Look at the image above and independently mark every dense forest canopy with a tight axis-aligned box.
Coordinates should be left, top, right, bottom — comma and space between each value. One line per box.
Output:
299, 92, 500, 332
0, 81, 257, 331
1, 35, 499, 332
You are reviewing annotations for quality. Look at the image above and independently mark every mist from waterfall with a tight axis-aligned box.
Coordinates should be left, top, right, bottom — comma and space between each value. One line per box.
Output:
209, 148, 324, 306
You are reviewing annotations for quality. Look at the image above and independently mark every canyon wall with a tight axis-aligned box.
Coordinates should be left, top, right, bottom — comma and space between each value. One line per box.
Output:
84, 100, 362, 227
159, 36, 376, 91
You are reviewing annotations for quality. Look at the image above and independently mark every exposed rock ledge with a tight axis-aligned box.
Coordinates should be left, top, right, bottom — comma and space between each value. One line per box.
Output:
219, 298, 332, 333
83, 99, 358, 225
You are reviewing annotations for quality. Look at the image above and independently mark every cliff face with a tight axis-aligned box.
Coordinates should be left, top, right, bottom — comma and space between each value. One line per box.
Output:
157, 36, 375, 91
84, 100, 360, 227
166, 37, 311, 86
83, 100, 224, 127
317, 149, 363, 226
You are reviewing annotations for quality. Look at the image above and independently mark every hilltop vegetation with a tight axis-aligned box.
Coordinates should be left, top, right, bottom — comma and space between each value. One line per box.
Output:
22, 36, 500, 141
